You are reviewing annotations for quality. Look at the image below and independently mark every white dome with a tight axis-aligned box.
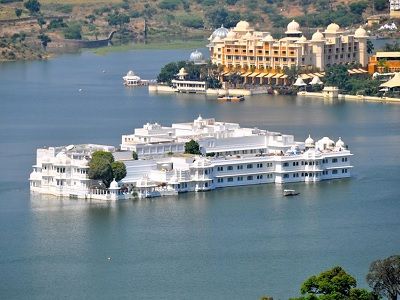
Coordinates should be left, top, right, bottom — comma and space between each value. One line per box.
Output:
190, 49, 203, 62
326, 23, 340, 33
336, 137, 345, 148
262, 34, 274, 42
286, 20, 301, 33
305, 134, 315, 147
243, 31, 253, 39
354, 26, 367, 38
235, 21, 250, 31
212, 35, 221, 43
124, 70, 141, 81
311, 30, 324, 41
226, 30, 237, 39
210, 24, 229, 39
177, 67, 188, 76
297, 35, 307, 42
109, 178, 119, 190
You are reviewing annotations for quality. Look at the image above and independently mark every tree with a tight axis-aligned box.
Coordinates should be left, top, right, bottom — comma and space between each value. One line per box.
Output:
184, 140, 201, 155
37, 16, 46, 29
38, 33, 51, 50
63, 22, 82, 39
367, 255, 400, 300
300, 266, 357, 298
111, 161, 127, 182
15, 8, 22, 19
374, 0, 388, 11
290, 266, 376, 300
324, 65, 349, 90
367, 40, 374, 55
24, 0, 41, 15
206, 7, 241, 28
88, 156, 114, 188
107, 12, 130, 29
132, 151, 138, 160
349, 1, 368, 15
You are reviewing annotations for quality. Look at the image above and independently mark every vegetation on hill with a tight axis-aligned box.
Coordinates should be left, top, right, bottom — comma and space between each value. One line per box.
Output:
0, 0, 397, 61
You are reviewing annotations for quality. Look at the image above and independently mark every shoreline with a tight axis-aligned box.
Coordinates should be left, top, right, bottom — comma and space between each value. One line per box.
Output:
298, 91, 400, 103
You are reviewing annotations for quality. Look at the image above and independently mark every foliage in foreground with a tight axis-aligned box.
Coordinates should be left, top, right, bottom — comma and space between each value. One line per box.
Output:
184, 140, 201, 155
290, 266, 376, 300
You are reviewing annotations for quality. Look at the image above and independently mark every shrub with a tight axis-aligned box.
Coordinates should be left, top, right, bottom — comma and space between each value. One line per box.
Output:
180, 16, 204, 29
158, 0, 180, 10
63, 22, 82, 40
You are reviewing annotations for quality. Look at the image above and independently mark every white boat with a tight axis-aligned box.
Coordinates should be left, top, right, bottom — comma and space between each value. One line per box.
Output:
123, 70, 148, 86
283, 189, 300, 196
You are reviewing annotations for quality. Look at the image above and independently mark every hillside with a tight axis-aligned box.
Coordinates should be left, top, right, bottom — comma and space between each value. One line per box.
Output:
0, 0, 393, 61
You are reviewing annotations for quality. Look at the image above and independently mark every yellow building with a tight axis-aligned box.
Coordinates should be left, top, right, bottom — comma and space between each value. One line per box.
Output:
208, 20, 368, 76
368, 52, 400, 74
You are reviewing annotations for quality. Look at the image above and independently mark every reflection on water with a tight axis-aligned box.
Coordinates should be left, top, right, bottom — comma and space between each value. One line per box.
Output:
0, 48, 399, 300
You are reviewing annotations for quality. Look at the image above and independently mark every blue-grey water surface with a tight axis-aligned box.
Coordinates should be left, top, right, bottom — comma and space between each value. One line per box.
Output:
0, 48, 399, 299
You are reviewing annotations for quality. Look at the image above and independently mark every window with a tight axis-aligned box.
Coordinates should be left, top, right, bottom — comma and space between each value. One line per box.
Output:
283, 174, 289, 178
217, 166, 223, 171
332, 158, 338, 163
256, 175, 263, 179
283, 162, 289, 167
267, 163, 273, 167
227, 166, 233, 171
217, 178, 224, 183
247, 175, 253, 180
342, 157, 347, 162
237, 176, 243, 181
342, 169, 348, 173
237, 165, 243, 170
247, 164, 253, 169
332, 170, 338, 174
228, 177, 234, 182
257, 163, 263, 168
292, 162, 299, 166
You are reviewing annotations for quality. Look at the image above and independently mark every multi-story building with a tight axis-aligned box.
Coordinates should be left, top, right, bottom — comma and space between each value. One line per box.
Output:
208, 20, 368, 75
368, 52, 400, 74
390, 0, 400, 18
30, 118, 353, 200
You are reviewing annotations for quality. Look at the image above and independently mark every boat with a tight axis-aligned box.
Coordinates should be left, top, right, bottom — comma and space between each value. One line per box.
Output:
123, 70, 148, 86
217, 94, 245, 102
283, 189, 300, 196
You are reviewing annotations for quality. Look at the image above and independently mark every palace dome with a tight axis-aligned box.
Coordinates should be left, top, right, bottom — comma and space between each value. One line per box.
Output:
212, 35, 221, 43
297, 35, 307, 42
326, 23, 340, 33
262, 34, 274, 42
243, 31, 253, 39
336, 137, 345, 148
226, 30, 237, 39
109, 178, 119, 190
190, 49, 203, 62
235, 20, 250, 31
286, 20, 301, 33
311, 30, 324, 41
210, 24, 229, 40
305, 135, 315, 147
354, 26, 367, 38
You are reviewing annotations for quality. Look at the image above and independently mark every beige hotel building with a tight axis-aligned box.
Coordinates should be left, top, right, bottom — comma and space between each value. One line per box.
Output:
207, 20, 369, 82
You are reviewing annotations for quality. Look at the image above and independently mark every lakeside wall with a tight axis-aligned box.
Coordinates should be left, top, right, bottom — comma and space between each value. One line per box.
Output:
298, 91, 400, 103
149, 85, 255, 96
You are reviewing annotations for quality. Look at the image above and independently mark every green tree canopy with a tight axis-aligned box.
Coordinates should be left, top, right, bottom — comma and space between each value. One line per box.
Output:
291, 266, 376, 300
132, 150, 138, 160
367, 255, 400, 300
184, 139, 201, 155
111, 161, 127, 182
88, 151, 127, 187
24, 0, 41, 15
15, 8, 23, 19
38, 33, 51, 50
63, 22, 82, 40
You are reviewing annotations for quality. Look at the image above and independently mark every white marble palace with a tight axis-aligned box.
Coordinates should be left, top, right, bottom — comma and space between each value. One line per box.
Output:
30, 117, 353, 200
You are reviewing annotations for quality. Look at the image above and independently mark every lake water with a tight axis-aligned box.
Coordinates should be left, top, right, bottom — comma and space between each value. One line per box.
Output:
0, 48, 399, 300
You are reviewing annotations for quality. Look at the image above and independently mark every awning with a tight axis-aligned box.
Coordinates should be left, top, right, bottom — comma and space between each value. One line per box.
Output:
307, 73, 316, 77
241, 71, 252, 77
265, 73, 275, 78
256, 72, 268, 78
380, 73, 400, 88
272, 73, 283, 79
280, 74, 288, 79
300, 74, 311, 80
248, 72, 260, 77
358, 68, 368, 73
314, 73, 324, 77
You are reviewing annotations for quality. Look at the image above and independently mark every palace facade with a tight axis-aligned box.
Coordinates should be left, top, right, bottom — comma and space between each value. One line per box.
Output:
207, 20, 368, 74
